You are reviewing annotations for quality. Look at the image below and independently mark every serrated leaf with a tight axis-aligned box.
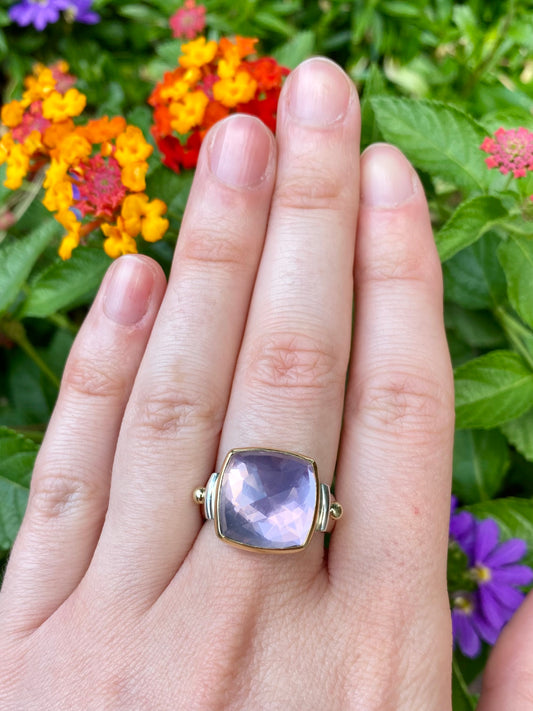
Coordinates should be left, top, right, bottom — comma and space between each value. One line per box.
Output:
443, 233, 507, 310
437, 196, 508, 261
361, 64, 387, 149
21, 248, 111, 318
370, 98, 489, 192
455, 351, 533, 429
501, 410, 533, 463
498, 236, 533, 330
273, 30, 315, 69
466, 498, 533, 568
453, 429, 509, 503
0, 427, 36, 551
0, 221, 61, 315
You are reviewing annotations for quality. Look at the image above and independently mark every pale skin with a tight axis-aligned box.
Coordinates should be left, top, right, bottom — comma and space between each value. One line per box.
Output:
0, 57, 530, 710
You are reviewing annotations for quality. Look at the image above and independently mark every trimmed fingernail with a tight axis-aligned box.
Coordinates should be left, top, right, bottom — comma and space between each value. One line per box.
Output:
288, 57, 352, 126
103, 256, 154, 326
361, 144, 417, 208
209, 115, 272, 187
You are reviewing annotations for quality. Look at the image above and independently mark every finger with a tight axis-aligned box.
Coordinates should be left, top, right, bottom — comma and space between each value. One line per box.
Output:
478, 589, 533, 710
0, 256, 165, 631
89, 116, 277, 601
329, 145, 454, 701
192, 57, 360, 573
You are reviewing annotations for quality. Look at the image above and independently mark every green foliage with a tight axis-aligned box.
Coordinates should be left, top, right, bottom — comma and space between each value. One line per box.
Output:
0, 427, 36, 551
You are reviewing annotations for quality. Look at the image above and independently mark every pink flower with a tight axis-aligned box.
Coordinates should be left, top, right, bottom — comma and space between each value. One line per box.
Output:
169, 0, 206, 40
480, 127, 533, 178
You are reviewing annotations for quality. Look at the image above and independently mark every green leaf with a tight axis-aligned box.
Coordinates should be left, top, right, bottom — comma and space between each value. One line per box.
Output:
443, 233, 507, 310
452, 658, 476, 711
501, 410, 533, 463
21, 248, 111, 318
437, 196, 508, 261
361, 64, 387, 149
273, 30, 315, 69
0, 427, 36, 551
453, 429, 509, 503
466, 497, 533, 568
455, 351, 533, 429
498, 236, 533, 330
444, 304, 506, 349
370, 98, 490, 192
253, 10, 293, 38
0, 221, 61, 315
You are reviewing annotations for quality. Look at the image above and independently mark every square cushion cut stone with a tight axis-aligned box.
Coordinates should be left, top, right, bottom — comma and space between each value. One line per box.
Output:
217, 449, 317, 550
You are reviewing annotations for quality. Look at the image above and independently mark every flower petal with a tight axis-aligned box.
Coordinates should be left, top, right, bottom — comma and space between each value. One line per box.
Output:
452, 610, 481, 658
491, 565, 533, 587
474, 518, 499, 563
478, 584, 507, 630
485, 538, 528, 568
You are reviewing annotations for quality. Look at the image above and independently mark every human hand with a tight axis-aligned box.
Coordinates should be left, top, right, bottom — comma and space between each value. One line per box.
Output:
0, 56, 491, 710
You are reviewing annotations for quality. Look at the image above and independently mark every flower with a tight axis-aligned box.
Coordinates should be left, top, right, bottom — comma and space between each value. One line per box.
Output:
2, 62, 168, 259
449, 498, 533, 658
169, 0, 206, 40
63, 0, 99, 24
149, 35, 289, 172
8, 0, 69, 30
480, 127, 533, 178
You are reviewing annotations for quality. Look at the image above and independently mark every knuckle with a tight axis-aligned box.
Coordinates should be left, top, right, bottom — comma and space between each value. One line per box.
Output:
180, 221, 252, 272
351, 368, 454, 439
244, 331, 343, 399
275, 164, 347, 212
359, 224, 441, 287
30, 470, 101, 520
63, 354, 125, 401
131, 380, 224, 440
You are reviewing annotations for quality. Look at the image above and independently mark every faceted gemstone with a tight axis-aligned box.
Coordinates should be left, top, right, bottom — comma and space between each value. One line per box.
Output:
217, 449, 317, 550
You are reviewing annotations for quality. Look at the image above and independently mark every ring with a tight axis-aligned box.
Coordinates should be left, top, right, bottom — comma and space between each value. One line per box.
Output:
193, 447, 343, 554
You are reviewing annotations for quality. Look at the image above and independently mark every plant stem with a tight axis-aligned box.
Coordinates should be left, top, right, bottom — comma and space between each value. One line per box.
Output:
1, 319, 60, 388
47, 312, 78, 334
495, 307, 533, 371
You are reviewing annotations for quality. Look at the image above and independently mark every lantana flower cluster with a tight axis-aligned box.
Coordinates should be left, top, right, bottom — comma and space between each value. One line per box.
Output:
149, 36, 289, 172
449, 497, 533, 658
1, 62, 168, 259
481, 127, 533, 196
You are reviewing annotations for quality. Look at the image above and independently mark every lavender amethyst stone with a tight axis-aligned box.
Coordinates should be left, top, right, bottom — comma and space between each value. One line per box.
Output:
217, 449, 317, 550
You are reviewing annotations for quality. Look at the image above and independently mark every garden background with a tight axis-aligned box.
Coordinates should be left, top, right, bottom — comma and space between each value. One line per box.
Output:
2, 0, 533, 707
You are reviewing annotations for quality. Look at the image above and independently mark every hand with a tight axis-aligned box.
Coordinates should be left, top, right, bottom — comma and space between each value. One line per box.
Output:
0, 56, 471, 710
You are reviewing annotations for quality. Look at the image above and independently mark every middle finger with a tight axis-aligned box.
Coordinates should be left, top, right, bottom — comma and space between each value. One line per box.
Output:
194, 58, 360, 574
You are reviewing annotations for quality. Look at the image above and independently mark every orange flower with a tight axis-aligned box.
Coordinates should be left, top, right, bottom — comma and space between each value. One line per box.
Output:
1, 101, 24, 128
78, 116, 127, 144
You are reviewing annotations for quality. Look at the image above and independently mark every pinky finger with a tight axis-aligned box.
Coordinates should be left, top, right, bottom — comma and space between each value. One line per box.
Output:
0, 255, 165, 633
478, 589, 533, 710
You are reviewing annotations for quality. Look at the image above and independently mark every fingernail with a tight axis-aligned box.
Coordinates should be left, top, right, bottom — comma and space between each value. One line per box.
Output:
288, 57, 352, 126
103, 256, 154, 326
360, 144, 417, 208
209, 115, 272, 187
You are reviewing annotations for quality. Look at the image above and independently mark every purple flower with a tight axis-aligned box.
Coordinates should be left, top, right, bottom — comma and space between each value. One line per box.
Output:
450, 500, 533, 658
63, 0, 99, 24
9, 0, 69, 30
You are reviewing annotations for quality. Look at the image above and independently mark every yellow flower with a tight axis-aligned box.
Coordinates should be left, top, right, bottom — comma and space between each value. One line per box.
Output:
114, 126, 153, 167
169, 90, 209, 134
23, 130, 43, 156
22, 67, 56, 104
179, 37, 218, 69
42, 88, 87, 122
54, 132, 92, 165
55, 208, 80, 231
142, 215, 169, 243
4, 145, 30, 190
44, 159, 69, 189
0, 133, 15, 165
1, 101, 24, 128
213, 71, 257, 108
58, 231, 80, 260
121, 193, 149, 236
102, 220, 138, 258
43, 180, 73, 212
121, 161, 149, 192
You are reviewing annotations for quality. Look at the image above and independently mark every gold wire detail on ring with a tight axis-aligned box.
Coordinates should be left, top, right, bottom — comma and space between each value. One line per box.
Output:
192, 487, 206, 505
329, 502, 343, 520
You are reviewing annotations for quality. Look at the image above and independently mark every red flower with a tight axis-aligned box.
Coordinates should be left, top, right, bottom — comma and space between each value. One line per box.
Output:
480, 127, 533, 179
